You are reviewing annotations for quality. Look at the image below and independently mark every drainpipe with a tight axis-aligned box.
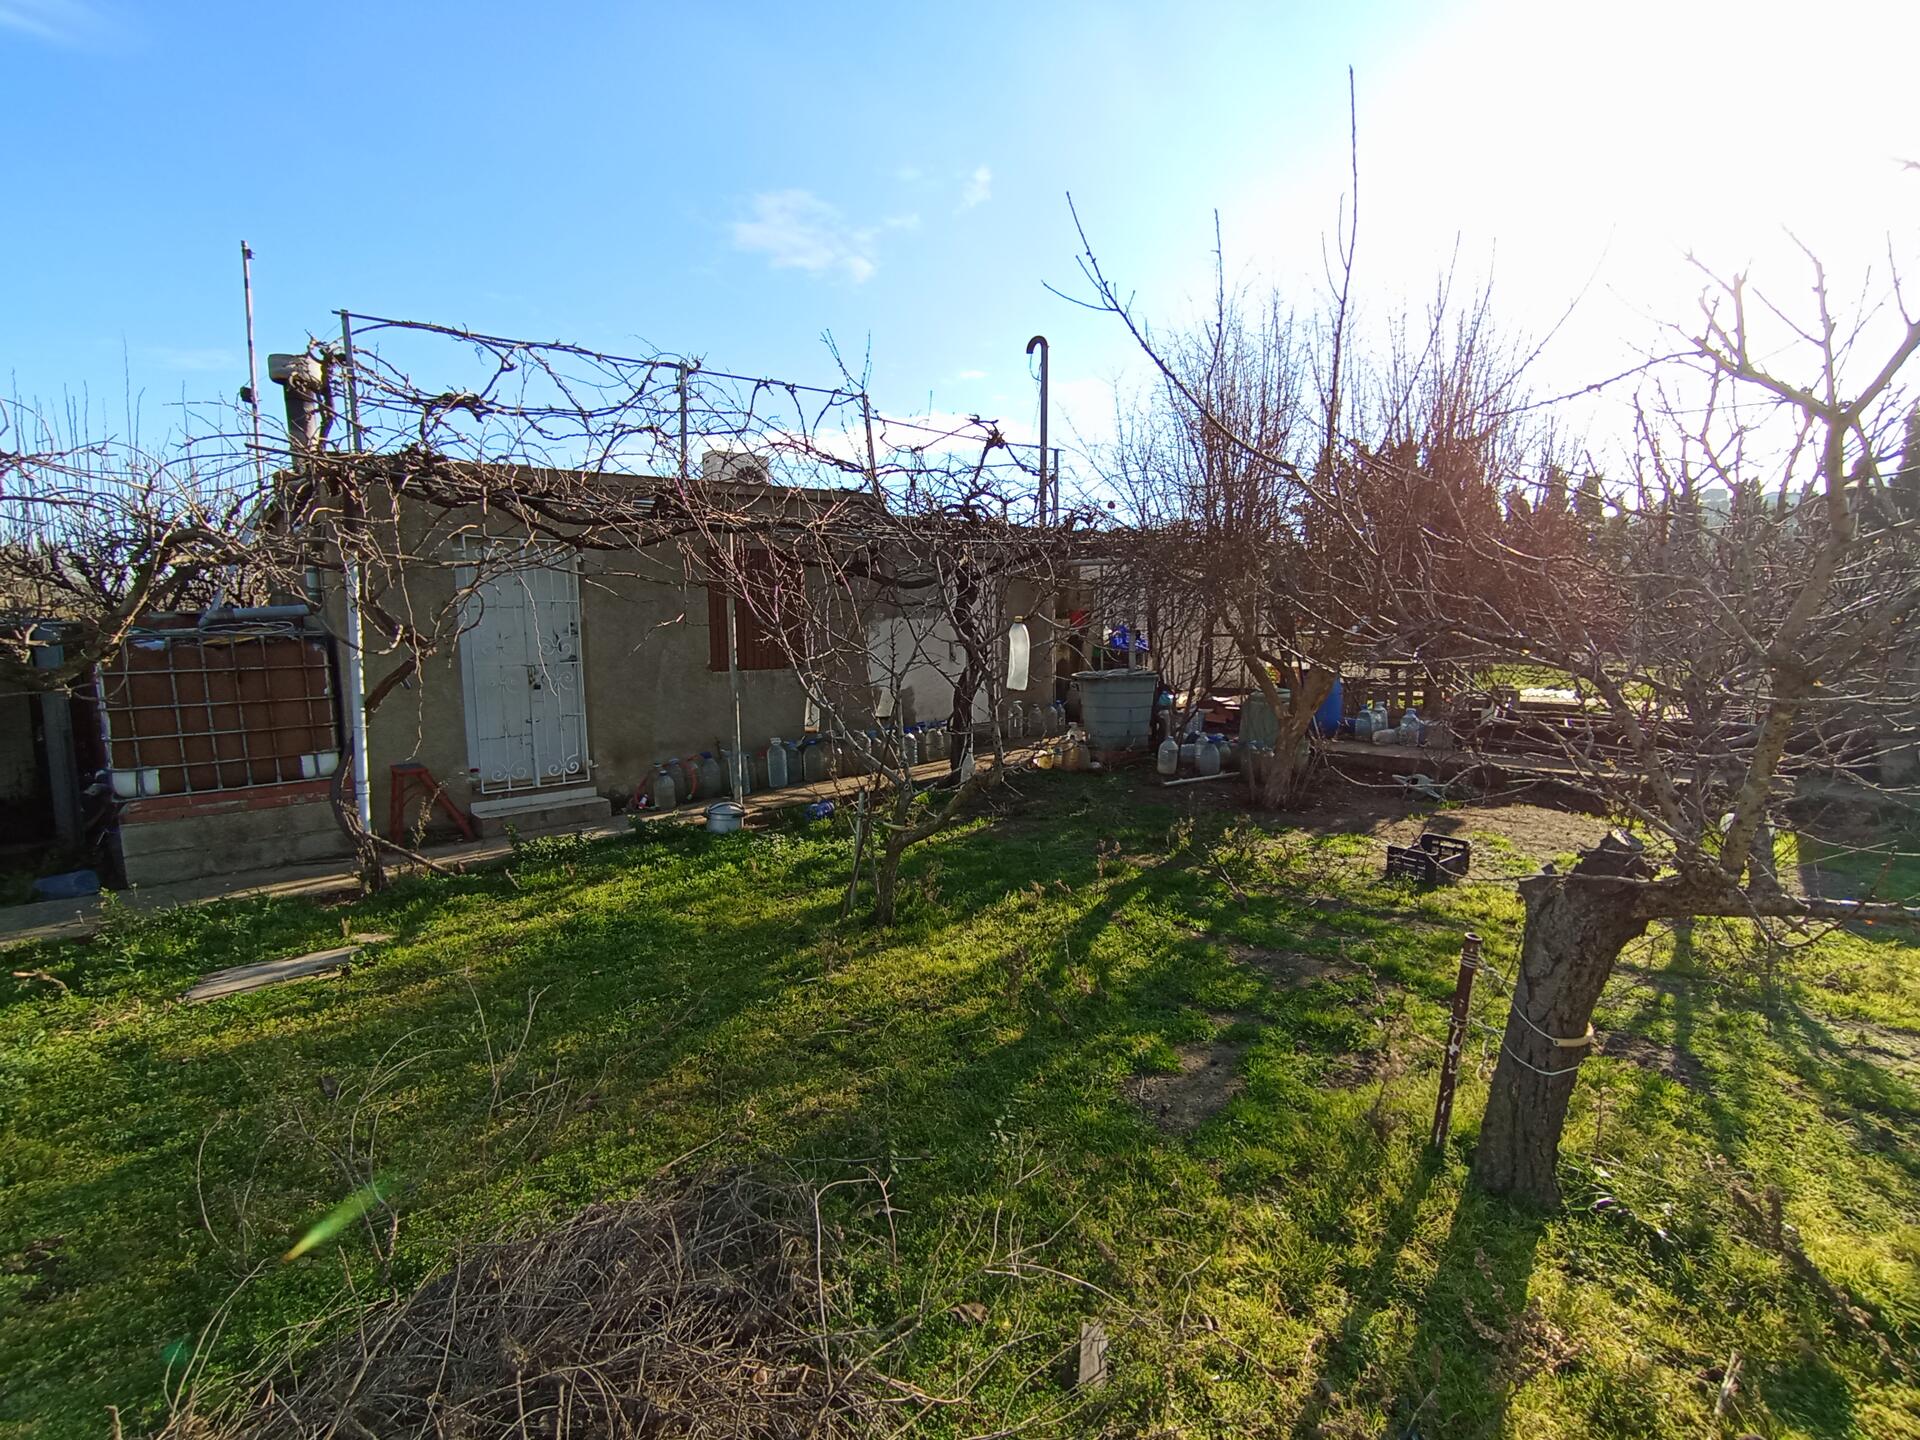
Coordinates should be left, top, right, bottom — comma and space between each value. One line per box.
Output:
1026, 336, 1049, 523
271, 348, 372, 841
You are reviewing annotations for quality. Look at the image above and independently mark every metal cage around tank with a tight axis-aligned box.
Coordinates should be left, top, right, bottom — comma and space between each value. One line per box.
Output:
96, 616, 342, 799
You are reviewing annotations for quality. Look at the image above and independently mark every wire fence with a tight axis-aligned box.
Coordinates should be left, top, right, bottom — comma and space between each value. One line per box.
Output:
338, 311, 1073, 526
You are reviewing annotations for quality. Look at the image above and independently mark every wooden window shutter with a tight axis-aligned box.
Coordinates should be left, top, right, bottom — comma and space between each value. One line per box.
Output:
708, 548, 792, 672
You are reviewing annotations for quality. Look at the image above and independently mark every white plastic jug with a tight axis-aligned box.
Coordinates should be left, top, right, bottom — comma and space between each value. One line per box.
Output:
1006, 621, 1031, 692
650, 766, 677, 811
766, 737, 788, 789
725, 748, 752, 795
1157, 737, 1179, 776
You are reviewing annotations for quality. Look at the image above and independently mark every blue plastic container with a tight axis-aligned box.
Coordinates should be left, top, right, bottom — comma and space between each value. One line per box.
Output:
32, 869, 100, 900
1312, 677, 1344, 737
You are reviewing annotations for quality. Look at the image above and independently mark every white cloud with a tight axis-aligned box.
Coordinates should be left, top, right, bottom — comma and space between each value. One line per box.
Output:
894, 164, 923, 183
957, 369, 987, 381
732, 189, 879, 283
145, 345, 237, 374
0, 0, 115, 45
959, 165, 992, 210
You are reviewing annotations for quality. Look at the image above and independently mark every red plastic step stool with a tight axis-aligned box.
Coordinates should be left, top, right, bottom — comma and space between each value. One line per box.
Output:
387, 761, 475, 843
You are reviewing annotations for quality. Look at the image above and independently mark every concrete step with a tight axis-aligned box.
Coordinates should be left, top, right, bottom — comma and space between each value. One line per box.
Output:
471, 793, 613, 839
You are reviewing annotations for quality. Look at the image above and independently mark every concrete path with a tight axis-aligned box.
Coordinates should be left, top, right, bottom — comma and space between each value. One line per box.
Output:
0, 751, 1031, 952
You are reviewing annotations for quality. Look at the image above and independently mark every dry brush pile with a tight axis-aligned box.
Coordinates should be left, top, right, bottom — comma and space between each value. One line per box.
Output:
160, 1171, 920, 1440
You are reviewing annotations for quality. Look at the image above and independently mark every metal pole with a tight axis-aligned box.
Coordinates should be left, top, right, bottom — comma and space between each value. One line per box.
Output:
240, 242, 265, 490
677, 363, 691, 487
1052, 446, 1062, 524
725, 572, 745, 802
1026, 336, 1049, 523
334, 312, 374, 842
684, 364, 746, 804
861, 392, 882, 502
1431, 931, 1483, 1151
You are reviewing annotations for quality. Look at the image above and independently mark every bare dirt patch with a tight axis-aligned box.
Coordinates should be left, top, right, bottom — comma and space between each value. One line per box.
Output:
1128, 1041, 1247, 1132
1840, 1021, 1920, 1076
1323, 1050, 1385, 1090
1599, 1031, 1705, 1090
1229, 945, 1355, 988
1132, 768, 1614, 866
1368, 802, 1614, 866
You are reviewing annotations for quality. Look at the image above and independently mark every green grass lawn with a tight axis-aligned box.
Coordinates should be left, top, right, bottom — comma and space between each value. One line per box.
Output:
2, 776, 1917, 1438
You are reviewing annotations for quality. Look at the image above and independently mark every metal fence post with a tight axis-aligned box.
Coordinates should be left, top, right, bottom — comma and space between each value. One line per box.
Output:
1431, 931, 1482, 1152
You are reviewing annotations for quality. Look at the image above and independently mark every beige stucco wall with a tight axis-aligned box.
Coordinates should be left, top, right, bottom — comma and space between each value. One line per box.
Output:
319, 487, 1082, 829
331, 545, 823, 826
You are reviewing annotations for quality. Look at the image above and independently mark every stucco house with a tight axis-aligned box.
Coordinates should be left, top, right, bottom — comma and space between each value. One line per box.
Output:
312, 451, 1074, 845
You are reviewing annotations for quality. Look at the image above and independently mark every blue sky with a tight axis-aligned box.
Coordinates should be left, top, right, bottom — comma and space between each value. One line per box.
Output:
4, 0, 1916, 466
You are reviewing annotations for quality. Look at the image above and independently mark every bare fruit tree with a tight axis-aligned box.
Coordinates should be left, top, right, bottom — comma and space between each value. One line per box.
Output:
0, 402, 298, 687
687, 419, 1074, 923
1429, 252, 1920, 1202
1081, 226, 1535, 807
1079, 203, 1920, 1202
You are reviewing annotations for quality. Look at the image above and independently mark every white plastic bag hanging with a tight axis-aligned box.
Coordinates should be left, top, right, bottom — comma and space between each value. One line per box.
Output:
1006, 620, 1031, 693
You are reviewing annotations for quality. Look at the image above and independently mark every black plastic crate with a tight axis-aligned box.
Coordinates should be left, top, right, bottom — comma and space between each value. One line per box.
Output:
1385, 844, 1441, 883
1415, 832, 1472, 879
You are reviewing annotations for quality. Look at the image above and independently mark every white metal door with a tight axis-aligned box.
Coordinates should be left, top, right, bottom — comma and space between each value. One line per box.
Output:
456, 557, 589, 792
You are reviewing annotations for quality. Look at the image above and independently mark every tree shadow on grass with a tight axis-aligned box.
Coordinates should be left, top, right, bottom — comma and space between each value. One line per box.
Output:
0, 792, 1576, 1438
0, 839, 871, 1429
6, 806, 1230, 1433
1761, 997, 1920, 1182
1286, 1152, 1446, 1438
1387, 1186, 1547, 1439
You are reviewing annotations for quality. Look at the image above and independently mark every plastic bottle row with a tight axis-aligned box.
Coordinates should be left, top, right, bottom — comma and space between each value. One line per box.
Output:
1000, 701, 1069, 741
634, 726, 965, 811
1351, 701, 1433, 747
1155, 732, 1244, 778
1032, 724, 1093, 772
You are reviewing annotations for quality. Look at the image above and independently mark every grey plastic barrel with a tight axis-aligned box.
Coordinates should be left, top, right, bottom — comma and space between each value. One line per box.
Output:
1072, 670, 1159, 752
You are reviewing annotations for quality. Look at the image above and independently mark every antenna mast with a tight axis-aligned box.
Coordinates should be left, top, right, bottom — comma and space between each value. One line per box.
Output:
240, 241, 264, 485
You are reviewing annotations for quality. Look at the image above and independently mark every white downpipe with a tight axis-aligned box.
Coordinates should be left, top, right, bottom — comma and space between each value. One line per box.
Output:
341, 550, 373, 837
335, 311, 375, 840
725, 582, 745, 803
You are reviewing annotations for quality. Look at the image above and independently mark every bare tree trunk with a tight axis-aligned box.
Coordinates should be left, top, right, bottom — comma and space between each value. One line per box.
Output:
329, 753, 387, 893
1473, 838, 1650, 1205
1247, 667, 1333, 810
873, 833, 908, 926
1254, 741, 1303, 809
